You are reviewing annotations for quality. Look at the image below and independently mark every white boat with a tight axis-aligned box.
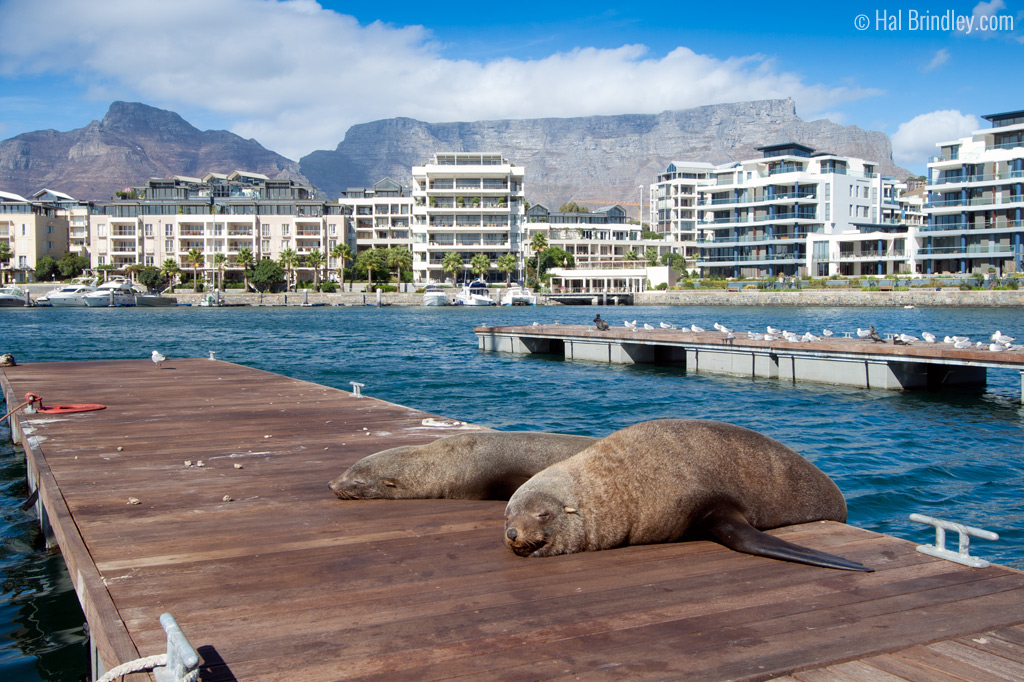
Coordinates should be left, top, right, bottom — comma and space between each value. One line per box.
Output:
44, 276, 100, 307
455, 280, 496, 306
422, 284, 449, 306
500, 286, 537, 306
83, 278, 136, 307
0, 285, 31, 307
136, 292, 178, 307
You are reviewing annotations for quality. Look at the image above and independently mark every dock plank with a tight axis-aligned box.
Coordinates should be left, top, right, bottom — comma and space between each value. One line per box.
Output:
3, 358, 1024, 682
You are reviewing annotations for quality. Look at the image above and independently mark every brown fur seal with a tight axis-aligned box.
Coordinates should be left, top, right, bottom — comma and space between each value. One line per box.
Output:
329, 431, 597, 500
504, 419, 871, 571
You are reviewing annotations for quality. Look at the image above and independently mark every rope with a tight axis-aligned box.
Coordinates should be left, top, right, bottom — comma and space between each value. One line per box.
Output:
95, 653, 200, 682
1, 398, 32, 424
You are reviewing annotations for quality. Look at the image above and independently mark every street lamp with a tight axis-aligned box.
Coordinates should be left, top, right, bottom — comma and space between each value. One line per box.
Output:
638, 185, 644, 228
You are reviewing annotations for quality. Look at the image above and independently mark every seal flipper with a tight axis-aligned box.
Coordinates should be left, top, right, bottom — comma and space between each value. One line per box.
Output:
699, 505, 874, 572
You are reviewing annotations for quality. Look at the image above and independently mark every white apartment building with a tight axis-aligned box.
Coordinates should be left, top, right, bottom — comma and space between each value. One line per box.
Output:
411, 153, 525, 284
695, 143, 907, 278
0, 191, 69, 282
32, 189, 91, 260
525, 204, 642, 267
88, 172, 346, 283
653, 161, 715, 260
923, 109, 1024, 275
338, 178, 412, 256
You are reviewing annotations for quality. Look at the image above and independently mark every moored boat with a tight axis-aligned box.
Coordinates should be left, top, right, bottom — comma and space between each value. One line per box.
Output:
500, 286, 537, 306
0, 285, 32, 307
422, 284, 449, 306
454, 280, 496, 306
83, 278, 136, 307
135, 292, 178, 307
45, 276, 100, 307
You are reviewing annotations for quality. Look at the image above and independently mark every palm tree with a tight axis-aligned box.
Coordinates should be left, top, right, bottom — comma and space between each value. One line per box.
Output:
331, 243, 354, 290
530, 232, 548, 286
470, 253, 490, 281
387, 247, 413, 285
305, 248, 325, 290
355, 248, 385, 288
159, 258, 181, 291
278, 248, 299, 290
441, 251, 464, 284
0, 242, 12, 284
644, 247, 660, 266
624, 249, 640, 262
212, 252, 227, 290
186, 248, 204, 292
236, 247, 255, 291
497, 253, 517, 286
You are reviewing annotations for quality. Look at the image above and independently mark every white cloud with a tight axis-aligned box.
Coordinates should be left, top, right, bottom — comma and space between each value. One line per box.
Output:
923, 48, 950, 72
0, 0, 880, 159
891, 110, 979, 168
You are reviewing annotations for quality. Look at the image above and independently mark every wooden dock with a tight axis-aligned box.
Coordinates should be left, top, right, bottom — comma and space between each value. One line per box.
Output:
3, 358, 1024, 681
476, 324, 1024, 400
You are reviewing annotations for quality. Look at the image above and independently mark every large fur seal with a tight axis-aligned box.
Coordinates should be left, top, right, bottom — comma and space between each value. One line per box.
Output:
329, 431, 597, 500
504, 419, 871, 571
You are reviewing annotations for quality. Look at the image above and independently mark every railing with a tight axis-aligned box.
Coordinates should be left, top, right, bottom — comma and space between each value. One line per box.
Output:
986, 141, 1024, 151
931, 170, 1024, 185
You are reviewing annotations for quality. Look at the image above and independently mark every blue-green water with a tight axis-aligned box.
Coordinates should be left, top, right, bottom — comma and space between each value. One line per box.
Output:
2, 303, 1024, 681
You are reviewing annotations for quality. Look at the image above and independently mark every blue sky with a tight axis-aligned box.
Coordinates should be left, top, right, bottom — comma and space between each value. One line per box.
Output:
1, 0, 1022, 173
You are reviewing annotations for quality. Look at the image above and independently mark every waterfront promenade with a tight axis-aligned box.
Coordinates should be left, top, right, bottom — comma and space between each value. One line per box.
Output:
4, 358, 1024, 681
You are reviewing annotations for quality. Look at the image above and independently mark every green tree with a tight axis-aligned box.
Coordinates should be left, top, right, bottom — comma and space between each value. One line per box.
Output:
355, 247, 386, 287
541, 247, 574, 270
558, 201, 590, 213
441, 251, 464, 284
386, 247, 413, 284
641, 228, 663, 240
34, 255, 60, 281
644, 247, 660, 266
186, 248, 204, 292
137, 266, 167, 292
497, 253, 518, 286
160, 258, 181, 290
236, 247, 255, 291
624, 249, 640, 262
278, 248, 299, 290
469, 253, 490, 280
661, 252, 685, 273
58, 253, 89, 279
305, 248, 325, 289
0, 242, 11, 284
530, 232, 548, 285
212, 252, 227, 290
250, 258, 284, 292
331, 243, 354, 290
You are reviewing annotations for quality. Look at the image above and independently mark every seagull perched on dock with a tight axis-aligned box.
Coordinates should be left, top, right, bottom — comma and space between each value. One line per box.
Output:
856, 327, 872, 339
989, 342, 1011, 352
690, 324, 705, 333
953, 339, 973, 349
643, 323, 655, 330
151, 350, 165, 369
659, 322, 674, 329
897, 333, 918, 344
921, 332, 936, 343
992, 330, 1015, 344
624, 320, 637, 330
801, 332, 820, 343
748, 331, 764, 341
713, 322, 731, 333
767, 326, 781, 335
822, 329, 834, 337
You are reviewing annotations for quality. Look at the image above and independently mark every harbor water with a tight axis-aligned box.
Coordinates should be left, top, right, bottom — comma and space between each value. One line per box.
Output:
2, 303, 1023, 681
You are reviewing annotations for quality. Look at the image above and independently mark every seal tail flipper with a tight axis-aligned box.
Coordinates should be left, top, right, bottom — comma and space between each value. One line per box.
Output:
701, 506, 874, 572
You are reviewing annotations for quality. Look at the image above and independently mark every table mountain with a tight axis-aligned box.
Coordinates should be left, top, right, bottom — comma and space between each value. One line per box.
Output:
0, 102, 306, 201
301, 98, 909, 213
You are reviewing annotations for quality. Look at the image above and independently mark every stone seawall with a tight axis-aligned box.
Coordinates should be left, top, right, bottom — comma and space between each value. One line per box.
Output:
632, 289, 1024, 308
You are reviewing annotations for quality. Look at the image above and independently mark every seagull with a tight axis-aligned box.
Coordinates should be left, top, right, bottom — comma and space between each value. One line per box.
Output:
643, 323, 655, 330
952, 335, 970, 343
856, 327, 872, 339
532, 321, 540, 326
713, 322, 732, 333
151, 350, 166, 370
624, 320, 637, 330
953, 339, 973, 349
691, 324, 705, 333
764, 334, 778, 341
992, 331, 1015, 344
802, 332, 820, 343
747, 331, 764, 340
898, 333, 918, 344
989, 342, 1010, 352
767, 326, 781, 335
921, 332, 936, 343
822, 329, 834, 337
659, 322, 674, 329
868, 326, 884, 343
943, 335, 954, 344
725, 332, 736, 343
782, 331, 800, 342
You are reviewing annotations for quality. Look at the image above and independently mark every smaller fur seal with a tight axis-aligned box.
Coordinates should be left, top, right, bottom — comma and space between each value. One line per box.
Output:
504, 419, 871, 571
0, 353, 15, 367
329, 431, 597, 500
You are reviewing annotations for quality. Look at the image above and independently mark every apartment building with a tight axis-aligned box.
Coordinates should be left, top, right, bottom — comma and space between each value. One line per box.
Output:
88, 172, 347, 283
410, 153, 525, 284
923, 110, 1024, 275
0, 191, 69, 282
338, 178, 412, 255
525, 203, 642, 267
32, 189, 92, 260
653, 161, 715, 260
695, 144, 907, 278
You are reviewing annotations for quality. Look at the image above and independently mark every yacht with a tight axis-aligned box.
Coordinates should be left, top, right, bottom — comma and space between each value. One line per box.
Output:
454, 280, 496, 306
83, 278, 137, 307
0, 285, 31, 307
43, 276, 100, 307
422, 284, 449, 306
500, 286, 538, 306
136, 291, 178, 307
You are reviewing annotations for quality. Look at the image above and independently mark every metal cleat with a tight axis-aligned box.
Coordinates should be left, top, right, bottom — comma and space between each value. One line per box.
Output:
909, 513, 999, 568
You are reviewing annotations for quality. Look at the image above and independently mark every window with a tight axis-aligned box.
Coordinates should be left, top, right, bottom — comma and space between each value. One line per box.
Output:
165, 240, 174, 252
261, 240, 271, 251
48, 226, 53, 234
282, 224, 290, 236
165, 225, 173, 237
145, 223, 154, 237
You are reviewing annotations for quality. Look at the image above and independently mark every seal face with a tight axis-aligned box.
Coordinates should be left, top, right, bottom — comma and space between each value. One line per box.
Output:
0, 353, 15, 367
504, 419, 871, 571
329, 431, 596, 500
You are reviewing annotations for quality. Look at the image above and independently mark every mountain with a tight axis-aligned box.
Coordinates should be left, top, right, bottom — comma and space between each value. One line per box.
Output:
300, 99, 910, 213
0, 102, 307, 201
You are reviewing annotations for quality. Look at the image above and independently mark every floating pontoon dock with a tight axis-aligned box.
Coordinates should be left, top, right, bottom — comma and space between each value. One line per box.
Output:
476, 324, 1024, 400
3, 359, 1024, 681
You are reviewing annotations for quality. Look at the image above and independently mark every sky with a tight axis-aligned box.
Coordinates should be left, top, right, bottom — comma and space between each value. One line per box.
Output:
1, 0, 1022, 174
